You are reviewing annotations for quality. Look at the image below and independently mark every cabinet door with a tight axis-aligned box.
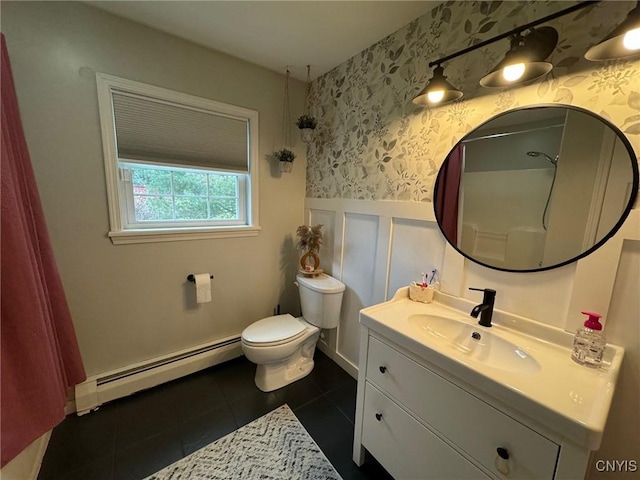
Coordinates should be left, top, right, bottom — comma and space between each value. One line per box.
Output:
363, 383, 490, 480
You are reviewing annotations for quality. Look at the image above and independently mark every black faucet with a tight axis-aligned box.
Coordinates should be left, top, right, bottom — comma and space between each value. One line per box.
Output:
469, 288, 496, 328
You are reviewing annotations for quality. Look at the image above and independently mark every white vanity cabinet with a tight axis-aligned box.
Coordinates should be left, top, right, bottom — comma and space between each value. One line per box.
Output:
352, 292, 624, 480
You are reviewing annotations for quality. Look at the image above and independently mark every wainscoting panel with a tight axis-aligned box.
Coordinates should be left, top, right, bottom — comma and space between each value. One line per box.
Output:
305, 199, 442, 370
339, 213, 380, 366
388, 218, 446, 299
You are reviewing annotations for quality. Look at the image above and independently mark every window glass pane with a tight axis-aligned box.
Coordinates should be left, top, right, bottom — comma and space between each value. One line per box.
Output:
175, 197, 208, 220
132, 168, 171, 195
209, 198, 238, 219
208, 174, 237, 197
128, 164, 241, 224
135, 196, 173, 221
173, 171, 207, 196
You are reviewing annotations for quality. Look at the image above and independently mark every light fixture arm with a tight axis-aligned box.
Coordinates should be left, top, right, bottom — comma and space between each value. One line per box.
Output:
428, 1, 598, 68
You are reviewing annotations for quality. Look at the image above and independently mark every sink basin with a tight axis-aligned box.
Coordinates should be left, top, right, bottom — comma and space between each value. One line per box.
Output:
408, 314, 540, 374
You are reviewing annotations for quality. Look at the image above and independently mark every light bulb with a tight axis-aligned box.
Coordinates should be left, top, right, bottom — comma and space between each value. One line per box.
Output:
623, 27, 640, 51
502, 63, 525, 82
427, 90, 445, 103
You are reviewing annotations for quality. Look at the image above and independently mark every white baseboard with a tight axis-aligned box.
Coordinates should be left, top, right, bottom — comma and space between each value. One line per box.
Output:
75, 336, 242, 415
0, 431, 51, 480
64, 399, 76, 416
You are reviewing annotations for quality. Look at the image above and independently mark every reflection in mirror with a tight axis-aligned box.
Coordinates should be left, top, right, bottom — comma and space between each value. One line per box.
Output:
434, 106, 638, 272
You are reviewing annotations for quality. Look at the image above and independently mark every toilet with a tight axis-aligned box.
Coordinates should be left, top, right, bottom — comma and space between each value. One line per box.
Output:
241, 273, 345, 392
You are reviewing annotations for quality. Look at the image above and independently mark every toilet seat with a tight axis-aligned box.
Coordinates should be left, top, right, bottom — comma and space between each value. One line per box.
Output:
241, 314, 307, 347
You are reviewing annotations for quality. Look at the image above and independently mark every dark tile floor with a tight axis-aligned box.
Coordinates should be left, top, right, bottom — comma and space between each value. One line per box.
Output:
37, 351, 392, 480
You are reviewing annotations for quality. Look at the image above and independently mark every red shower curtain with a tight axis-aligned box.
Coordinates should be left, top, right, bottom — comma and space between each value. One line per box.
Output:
435, 144, 464, 244
1, 34, 86, 466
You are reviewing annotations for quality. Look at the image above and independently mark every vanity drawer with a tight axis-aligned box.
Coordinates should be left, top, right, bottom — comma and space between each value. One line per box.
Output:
366, 336, 560, 479
363, 382, 490, 480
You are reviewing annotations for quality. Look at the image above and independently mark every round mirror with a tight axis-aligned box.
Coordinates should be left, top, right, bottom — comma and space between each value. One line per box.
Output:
434, 105, 638, 272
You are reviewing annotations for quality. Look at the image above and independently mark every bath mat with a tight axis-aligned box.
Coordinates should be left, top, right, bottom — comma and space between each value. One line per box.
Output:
144, 404, 343, 480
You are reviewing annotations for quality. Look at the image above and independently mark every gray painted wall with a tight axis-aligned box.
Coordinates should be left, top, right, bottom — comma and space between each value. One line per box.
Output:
1, 1, 308, 376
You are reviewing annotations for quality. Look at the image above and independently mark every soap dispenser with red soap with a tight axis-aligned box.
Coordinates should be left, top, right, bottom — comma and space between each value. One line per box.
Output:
571, 311, 606, 368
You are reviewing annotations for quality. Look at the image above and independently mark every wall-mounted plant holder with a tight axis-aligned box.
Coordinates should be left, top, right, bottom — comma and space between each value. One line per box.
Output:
297, 67, 317, 144
273, 147, 296, 174
296, 115, 317, 143
274, 69, 295, 174
279, 161, 293, 173
299, 127, 314, 143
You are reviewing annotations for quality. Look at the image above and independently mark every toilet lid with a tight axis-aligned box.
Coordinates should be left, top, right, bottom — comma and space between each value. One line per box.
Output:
242, 314, 306, 345
296, 273, 346, 293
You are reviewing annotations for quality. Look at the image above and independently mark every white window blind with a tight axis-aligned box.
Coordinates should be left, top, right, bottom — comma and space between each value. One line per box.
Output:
112, 91, 249, 173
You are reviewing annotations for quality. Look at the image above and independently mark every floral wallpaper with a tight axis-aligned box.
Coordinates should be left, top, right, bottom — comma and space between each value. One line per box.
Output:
305, 1, 640, 201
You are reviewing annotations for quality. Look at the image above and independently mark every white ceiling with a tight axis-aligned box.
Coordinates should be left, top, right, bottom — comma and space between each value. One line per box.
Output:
87, 1, 442, 81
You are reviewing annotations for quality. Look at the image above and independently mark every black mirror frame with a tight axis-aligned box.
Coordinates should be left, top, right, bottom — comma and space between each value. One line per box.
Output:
433, 104, 639, 273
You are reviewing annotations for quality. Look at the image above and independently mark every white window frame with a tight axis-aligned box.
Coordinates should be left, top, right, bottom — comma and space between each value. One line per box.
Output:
96, 73, 260, 245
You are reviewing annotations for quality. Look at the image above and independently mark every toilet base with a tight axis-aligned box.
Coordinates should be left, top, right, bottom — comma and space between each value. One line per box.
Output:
252, 333, 320, 392
255, 357, 314, 392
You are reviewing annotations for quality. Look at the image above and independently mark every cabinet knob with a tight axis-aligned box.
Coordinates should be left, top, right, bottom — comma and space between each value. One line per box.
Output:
495, 447, 510, 475
379, 366, 387, 373
375, 413, 383, 421
496, 447, 509, 460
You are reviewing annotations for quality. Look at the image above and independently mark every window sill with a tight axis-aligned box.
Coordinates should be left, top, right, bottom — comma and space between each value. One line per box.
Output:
108, 225, 261, 245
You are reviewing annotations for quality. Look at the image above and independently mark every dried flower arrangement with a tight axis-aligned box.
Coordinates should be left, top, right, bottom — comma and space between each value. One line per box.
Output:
296, 224, 323, 253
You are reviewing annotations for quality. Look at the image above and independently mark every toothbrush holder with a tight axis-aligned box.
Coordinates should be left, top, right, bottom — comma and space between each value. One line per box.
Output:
409, 282, 438, 303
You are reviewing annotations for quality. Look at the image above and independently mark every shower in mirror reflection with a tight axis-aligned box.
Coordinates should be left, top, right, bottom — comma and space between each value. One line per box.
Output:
527, 151, 558, 166
526, 151, 559, 231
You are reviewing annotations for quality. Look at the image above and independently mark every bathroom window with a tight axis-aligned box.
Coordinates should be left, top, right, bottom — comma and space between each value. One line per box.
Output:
96, 74, 260, 244
121, 163, 246, 227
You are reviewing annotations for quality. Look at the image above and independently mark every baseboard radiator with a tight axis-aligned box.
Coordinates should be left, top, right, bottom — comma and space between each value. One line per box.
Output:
75, 335, 242, 416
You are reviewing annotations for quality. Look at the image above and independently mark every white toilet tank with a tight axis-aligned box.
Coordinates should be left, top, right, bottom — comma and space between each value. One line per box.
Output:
296, 273, 345, 329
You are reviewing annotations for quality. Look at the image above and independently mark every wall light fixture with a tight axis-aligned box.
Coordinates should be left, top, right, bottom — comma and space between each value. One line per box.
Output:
585, 1, 640, 60
412, 64, 463, 106
479, 27, 558, 88
413, 1, 639, 106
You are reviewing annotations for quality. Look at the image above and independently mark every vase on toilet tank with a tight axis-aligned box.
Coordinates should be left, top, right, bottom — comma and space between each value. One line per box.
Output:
241, 273, 345, 392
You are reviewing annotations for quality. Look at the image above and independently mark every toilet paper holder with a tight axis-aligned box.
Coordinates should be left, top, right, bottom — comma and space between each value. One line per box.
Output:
187, 274, 214, 283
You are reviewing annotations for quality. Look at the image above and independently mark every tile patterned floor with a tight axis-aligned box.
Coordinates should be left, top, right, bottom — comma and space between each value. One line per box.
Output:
37, 351, 392, 480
